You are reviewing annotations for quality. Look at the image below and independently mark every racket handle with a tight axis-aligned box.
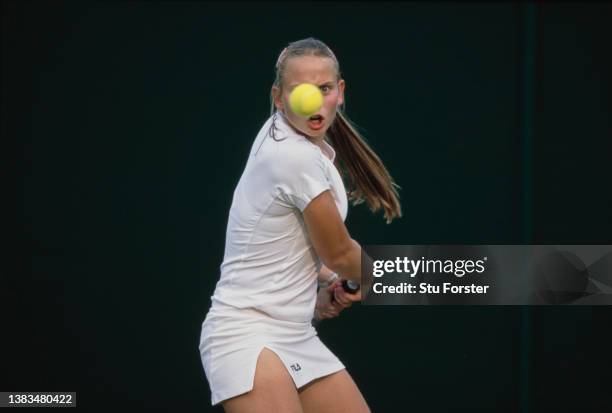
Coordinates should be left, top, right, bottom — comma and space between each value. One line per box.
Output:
341, 279, 360, 294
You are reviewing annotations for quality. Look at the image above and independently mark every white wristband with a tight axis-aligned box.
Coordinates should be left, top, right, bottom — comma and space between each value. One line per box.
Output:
318, 272, 339, 289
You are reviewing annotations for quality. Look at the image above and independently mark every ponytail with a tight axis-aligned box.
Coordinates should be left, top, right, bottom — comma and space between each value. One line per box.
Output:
327, 111, 402, 224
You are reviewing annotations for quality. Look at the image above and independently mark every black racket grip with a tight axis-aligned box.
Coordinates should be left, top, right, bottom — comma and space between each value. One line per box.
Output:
341, 279, 360, 294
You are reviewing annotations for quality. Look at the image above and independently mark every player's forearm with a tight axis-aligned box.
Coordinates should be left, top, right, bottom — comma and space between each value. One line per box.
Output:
326, 239, 362, 283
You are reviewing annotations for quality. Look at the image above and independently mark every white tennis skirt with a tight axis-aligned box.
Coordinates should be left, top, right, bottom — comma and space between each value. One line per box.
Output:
199, 302, 345, 406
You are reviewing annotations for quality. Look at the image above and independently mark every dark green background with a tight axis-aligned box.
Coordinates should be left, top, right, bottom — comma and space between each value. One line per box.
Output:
5, 1, 611, 411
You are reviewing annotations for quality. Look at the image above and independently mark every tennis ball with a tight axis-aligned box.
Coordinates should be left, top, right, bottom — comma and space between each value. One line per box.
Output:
289, 83, 323, 117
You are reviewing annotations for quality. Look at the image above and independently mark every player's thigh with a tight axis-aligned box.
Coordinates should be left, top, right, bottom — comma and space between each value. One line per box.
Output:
298, 368, 370, 413
222, 347, 303, 413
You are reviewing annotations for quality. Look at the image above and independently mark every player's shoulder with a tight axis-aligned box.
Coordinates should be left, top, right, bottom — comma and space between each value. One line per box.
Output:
278, 134, 320, 160
251, 113, 325, 176
267, 122, 321, 162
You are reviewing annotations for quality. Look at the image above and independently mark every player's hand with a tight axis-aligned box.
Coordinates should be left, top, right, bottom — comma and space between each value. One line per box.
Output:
332, 280, 362, 307
314, 281, 345, 320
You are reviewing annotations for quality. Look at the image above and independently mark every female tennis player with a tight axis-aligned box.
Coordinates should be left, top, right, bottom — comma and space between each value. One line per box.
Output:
199, 37, 401, 412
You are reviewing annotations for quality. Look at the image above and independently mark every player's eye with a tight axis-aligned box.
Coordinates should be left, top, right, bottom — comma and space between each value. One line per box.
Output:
320, 85, 332, 93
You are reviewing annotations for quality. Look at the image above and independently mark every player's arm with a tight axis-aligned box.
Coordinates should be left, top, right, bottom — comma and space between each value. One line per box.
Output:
303, 190, 361, 283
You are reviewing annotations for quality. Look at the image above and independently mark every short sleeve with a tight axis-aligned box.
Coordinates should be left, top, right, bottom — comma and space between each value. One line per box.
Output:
272, 145, 332, 212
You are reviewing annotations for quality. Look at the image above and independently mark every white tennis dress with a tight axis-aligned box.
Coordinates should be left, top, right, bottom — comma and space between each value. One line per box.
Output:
199, 111, 349, 406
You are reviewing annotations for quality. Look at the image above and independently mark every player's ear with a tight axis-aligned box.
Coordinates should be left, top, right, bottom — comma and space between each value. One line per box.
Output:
337, 79, 345, 106
272, 85, 284, 111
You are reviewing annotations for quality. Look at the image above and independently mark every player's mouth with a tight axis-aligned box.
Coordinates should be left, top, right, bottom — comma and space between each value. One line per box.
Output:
307, 114, 325, 130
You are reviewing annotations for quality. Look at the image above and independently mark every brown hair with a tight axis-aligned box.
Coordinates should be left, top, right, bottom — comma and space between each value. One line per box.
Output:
269, 37, 402, 224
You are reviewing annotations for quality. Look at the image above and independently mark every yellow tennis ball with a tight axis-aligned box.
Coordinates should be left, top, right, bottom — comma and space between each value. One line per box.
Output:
289, 83, 323, 117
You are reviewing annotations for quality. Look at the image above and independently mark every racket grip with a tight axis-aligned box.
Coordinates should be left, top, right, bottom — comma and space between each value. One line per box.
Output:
341, 279, 361, 294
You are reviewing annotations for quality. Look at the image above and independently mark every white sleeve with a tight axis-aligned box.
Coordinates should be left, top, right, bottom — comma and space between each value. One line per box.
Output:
272, 146, 332, 212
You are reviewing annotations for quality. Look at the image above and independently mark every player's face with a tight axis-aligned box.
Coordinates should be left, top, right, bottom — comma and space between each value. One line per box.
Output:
273, 55, 345, 139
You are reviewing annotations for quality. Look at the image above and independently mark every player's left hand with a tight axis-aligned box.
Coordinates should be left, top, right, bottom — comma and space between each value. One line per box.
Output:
315, 281, 344, 320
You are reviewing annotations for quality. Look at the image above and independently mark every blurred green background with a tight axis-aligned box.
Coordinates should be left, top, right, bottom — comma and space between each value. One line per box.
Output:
5, 1, 611, 411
